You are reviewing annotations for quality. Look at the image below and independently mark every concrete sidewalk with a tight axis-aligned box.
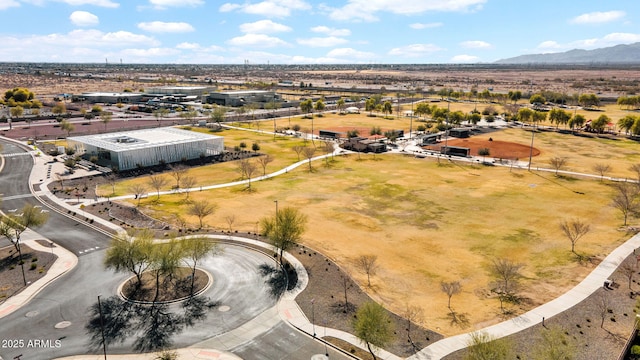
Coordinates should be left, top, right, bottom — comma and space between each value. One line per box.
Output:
409, 232, 640, 360
6, 135, 640, 360
0, 229, 78, 319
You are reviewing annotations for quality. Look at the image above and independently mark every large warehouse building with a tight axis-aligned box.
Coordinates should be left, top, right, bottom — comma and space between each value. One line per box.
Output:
68, 127, 224, 171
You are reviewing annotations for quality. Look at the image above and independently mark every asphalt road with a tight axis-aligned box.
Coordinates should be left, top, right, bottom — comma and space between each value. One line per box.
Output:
0, 245, 282, 359
0, 138, 354, 360
233, 321, 345, 360
0, 139, 111, 254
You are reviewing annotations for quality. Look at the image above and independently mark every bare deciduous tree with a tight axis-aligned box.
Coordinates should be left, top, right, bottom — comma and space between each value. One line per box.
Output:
596, 293, 610, 329
129, 183, 147, 207
593, 163, 612, 182
620, 258, 636, 290
490, 258, 523, 313
292, 145, 304, 161
181, 176, 197, 200
238, 159, 258, 190
559, 219, 591, 254
340, 274, 353, 313
303, 146, 316, 172
403, 303, 424, 351
549, 156, 567, 175
612, 182, 640, 226
148, 174, 169, 200
105, 173, 117, 195
169, 164, 188, 189
441, 281, 462, 311
187, 200, 217, 229
55, 173, 65, 190
356, 254, 379, 287
322, 141, 334, 165
224, 214, 236, 233
257, 154, 274, 176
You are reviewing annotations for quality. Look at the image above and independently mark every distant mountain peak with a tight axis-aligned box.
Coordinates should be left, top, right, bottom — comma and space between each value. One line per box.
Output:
495, 42, 640, 64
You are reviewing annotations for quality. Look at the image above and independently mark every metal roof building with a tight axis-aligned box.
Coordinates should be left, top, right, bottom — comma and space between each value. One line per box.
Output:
77, 92, 143, 103
68, 127, 224, 171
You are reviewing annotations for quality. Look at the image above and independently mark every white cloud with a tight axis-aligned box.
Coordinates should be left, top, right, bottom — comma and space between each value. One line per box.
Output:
311, 26, 351, 37
0, 29, 159, 62
138, 21, 195, 33
49, 29, 159, 47
451, 54, 479, 63
69, 11, 99, 27
326, 47, 375, 60
0, 0, 20, 10
329, 0, 485, 22
149, 0, 203, 9
297, 36, 348, 47
460, 40, 492, 49
219, 0, 311, 18
570, 10, 625, 24
602, 32, 640, 43
176, 42, 200, 50
227, 33, 290, 47
388, 43, 443, 57
61, 0, 119, 7
240, 20, 292, 34
219, 3, 241, 12
410, 22, 443, 29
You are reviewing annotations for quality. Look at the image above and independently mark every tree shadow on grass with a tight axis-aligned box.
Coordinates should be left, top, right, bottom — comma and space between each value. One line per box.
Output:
85, 293, 218, 352
446, 310, 470, 329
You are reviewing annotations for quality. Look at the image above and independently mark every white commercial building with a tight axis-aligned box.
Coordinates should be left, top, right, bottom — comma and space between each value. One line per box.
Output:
68, 127, 224, 171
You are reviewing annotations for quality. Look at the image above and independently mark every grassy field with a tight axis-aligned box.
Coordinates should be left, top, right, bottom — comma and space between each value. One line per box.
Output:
98, 112, 640, 335
469, 128, 640, 179
134, 152, 627, 335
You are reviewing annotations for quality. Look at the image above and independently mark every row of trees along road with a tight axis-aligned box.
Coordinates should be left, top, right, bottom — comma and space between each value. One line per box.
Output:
104, 229, 221, 302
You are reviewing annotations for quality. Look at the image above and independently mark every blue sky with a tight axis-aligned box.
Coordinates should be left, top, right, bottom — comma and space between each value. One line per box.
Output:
1, 0, 639, 64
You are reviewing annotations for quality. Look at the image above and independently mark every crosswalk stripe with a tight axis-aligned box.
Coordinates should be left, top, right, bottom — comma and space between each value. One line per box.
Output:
2, 193, 34, 201
1, 152, 35, 157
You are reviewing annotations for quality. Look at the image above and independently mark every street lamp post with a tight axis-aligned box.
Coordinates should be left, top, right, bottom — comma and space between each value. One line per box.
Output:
324, 320, 328, 357
311, 298, 316, 337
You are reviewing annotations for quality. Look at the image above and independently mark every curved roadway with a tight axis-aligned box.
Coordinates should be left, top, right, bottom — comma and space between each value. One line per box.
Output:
0, 138, 350, 360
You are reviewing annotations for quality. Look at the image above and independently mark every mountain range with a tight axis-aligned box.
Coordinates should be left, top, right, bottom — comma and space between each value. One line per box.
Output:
495, 42, 640, 64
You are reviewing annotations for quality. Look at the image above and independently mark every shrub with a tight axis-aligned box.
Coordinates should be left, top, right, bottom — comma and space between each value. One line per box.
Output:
30, 263, 37, 270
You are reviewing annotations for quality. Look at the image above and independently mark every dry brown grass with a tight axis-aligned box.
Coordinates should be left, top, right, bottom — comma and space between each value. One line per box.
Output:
129, 145, 629, 336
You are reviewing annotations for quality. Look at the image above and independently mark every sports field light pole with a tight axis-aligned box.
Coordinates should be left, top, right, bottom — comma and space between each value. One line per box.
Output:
444, 101, 450, 155
528, 129, 535, 171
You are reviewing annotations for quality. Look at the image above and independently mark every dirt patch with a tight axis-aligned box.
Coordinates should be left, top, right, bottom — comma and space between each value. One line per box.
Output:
0, 244, 58, 303
444, 250, 640, 360
426, 138, 540, 159
121, 268, 208, 303
293, 243, 443, 358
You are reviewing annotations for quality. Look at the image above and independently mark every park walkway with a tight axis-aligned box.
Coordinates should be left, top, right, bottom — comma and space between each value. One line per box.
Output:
3, 132, 640, 359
